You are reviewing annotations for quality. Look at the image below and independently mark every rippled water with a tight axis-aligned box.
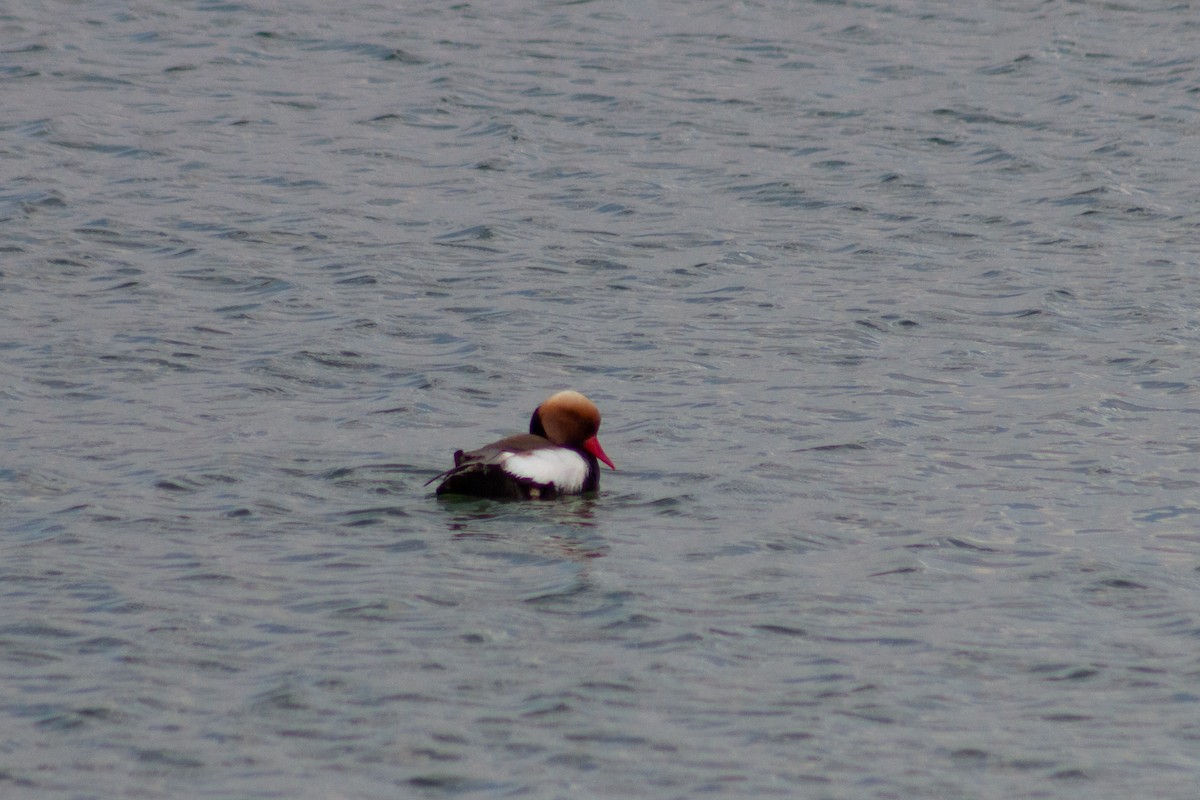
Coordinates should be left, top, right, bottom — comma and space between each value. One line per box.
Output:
4, 0, 1200, 797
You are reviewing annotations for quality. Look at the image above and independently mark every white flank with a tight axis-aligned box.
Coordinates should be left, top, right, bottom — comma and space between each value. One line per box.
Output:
502, 448, 588, 493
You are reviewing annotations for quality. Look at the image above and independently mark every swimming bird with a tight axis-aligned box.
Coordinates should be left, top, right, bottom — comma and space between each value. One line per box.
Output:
428, 390, 615, 499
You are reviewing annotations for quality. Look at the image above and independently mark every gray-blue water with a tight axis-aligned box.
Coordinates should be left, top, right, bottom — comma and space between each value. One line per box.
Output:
4, 1, 1200, 797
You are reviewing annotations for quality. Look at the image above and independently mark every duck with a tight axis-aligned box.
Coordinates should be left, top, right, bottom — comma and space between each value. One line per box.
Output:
427, 390, 615, 499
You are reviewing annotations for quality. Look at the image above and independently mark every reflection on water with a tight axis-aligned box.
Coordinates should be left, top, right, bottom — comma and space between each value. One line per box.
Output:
444, 498, 607, 561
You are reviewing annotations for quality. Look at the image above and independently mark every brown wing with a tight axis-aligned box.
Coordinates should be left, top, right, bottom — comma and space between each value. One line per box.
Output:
424, 433, 552, 487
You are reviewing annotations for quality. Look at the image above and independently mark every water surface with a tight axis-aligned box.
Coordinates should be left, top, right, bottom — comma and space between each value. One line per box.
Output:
3, 1, 1200, 797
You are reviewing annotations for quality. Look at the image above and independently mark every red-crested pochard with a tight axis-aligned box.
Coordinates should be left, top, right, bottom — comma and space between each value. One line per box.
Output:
428, 390, 615, 499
